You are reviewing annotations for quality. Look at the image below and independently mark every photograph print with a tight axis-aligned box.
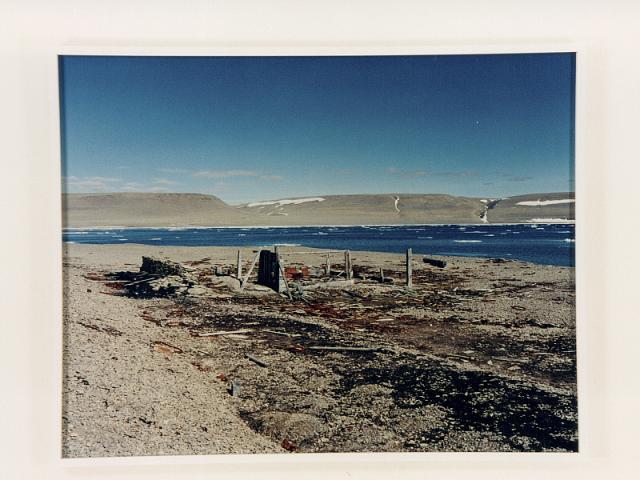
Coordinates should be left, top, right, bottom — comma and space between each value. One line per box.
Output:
60, 52, 577, 457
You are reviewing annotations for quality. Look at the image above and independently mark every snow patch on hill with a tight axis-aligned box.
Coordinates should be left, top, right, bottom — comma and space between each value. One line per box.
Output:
247, 197, 326, 208
516, 199, 575, 207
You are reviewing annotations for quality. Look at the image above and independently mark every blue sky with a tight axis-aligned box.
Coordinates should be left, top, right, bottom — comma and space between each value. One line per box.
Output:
60, 53, 575, 204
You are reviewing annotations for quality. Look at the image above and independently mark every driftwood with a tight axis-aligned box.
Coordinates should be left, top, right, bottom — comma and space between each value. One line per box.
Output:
263, 329, 299, 338
423, 257, 447, 268
124, 276, 159, 287
277, 261, 293, 300
307, 346, 379, 352
197, 329, 253, 337
245, 354, 268, 367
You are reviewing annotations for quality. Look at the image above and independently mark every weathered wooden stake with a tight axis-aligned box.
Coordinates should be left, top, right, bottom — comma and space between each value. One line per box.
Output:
379, 267, 384, 282
236, 250, 242, 279
239, 251, 260, 290
326, 252, 331, 276
344, 250, 352, 280
273, 245, 292, 298
277, 261, 293, 299
406, 248, 413, 287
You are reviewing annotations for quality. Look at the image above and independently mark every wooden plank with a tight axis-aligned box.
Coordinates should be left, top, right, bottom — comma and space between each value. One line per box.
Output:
197, 329, 253, 337
277, 260, 293, 299
345, 250, 352, 280
245, 354, 268, 367
326, 252, 331, 276
257, 250, 279, 291
239, 251, 261, 290
276, 250, 345, 255
263, 329, 300, 337
307, 346, 379, 352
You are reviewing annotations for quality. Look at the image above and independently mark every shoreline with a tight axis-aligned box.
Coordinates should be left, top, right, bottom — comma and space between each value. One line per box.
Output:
61, 238, 577, 269
63, 221, 576, 230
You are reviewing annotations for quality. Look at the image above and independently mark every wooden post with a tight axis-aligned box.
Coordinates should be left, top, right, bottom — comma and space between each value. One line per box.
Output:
257, 250, 280, 291
406, 248, 413, 287
379, 267, 384, 282
236, 250, 242, 279
326, 252, 331, 276
277, 261, 293, 300
345, 250, 352, 280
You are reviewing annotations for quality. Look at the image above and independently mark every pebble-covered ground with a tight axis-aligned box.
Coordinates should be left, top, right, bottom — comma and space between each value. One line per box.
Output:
62, 243, 576, 457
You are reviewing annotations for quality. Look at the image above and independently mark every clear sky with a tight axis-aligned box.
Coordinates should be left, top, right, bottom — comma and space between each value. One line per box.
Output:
60, 53, 575, 204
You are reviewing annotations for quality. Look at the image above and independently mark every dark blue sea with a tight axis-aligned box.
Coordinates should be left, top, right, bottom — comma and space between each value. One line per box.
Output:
63, 223, 575, 267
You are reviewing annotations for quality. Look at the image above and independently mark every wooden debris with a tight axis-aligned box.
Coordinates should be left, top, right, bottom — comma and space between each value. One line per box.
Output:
307, 346, 379, 352
263, 329, 299, 337
152, 341, 183, 355
230, 380, 242, 397
197, 328, 253, 337
239, 251, 260, 290
423, 257, 447, 268
245, 354, 268, 367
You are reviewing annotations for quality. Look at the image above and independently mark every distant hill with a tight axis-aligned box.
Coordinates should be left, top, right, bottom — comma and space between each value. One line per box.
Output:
63, 193, 254, 228
488, 192, 575, 223
237, 194, 485, 225
62, 192, 575, 228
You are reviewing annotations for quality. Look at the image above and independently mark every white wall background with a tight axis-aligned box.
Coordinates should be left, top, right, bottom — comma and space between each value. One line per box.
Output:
1, 1, 638, 478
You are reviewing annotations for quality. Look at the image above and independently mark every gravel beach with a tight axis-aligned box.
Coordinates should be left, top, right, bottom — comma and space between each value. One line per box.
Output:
62, 243, 577, 457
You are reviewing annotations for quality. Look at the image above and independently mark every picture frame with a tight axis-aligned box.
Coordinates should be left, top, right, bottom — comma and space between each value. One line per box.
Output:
3, 1, 638, 479
56, 43, 582, 461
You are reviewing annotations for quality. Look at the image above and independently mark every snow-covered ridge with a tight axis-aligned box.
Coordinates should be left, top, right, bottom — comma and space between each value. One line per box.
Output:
527, 218, 575, 224
246, 197, 326, 208
516, 199, 575, 207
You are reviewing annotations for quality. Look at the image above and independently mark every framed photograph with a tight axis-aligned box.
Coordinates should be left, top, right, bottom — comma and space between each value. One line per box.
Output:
59, 48, 578, 460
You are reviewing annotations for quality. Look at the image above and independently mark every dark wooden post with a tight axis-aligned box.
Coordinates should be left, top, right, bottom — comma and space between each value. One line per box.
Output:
406, 248, 413, 287
236, 250, 242, 279
257, 250, 280, 292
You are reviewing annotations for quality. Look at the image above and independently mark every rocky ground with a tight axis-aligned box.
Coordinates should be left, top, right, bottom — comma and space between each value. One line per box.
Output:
62, 244, 577, 457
